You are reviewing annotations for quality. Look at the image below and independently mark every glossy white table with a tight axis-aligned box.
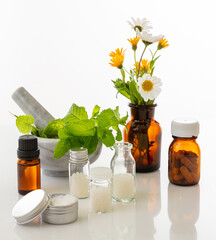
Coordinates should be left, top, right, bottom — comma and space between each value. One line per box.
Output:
0, 123, 215, 240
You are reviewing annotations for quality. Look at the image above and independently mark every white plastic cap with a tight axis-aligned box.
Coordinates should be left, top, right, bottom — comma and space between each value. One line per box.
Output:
90, 167, 112, 181
171, 118, 200, 138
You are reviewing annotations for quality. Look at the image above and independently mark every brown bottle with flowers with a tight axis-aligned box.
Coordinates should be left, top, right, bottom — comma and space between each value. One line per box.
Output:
109, 17, 168, 172
124, 104, 161, 172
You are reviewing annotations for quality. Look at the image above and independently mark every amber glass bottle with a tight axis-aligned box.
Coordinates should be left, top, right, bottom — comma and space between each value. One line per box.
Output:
17, 135, 41, 195
168, 119, 200, 186
124, 104, 162, 172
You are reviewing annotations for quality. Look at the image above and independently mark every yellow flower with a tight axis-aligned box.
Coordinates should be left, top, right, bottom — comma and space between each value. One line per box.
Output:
127, 37, 140, 50
109, 48, 125, 58
109, 48, 125, 68
134, 59, 150, 73
109, 55, 125, 68
158, 38, 169, 50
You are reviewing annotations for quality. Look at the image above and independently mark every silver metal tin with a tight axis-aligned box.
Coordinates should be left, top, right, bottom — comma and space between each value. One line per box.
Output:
42, 193, 78, 225
12, 189, 51, 224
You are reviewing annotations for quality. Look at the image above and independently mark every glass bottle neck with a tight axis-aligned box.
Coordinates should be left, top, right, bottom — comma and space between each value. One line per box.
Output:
130, 104, 156, 121
172, 136, 197, 141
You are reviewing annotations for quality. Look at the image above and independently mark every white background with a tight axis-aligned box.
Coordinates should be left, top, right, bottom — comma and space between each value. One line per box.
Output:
0, 1, 216, 239
1, 0, 215, 177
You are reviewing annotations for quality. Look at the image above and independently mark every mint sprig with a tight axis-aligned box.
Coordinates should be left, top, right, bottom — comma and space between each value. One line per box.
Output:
14, 103, 128, 158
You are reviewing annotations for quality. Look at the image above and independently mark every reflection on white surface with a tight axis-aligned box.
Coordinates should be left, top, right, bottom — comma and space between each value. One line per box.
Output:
168, 183, 200, 240
112, 201, 136, 240
136, 171, 161, 240
88, 212, 113, 240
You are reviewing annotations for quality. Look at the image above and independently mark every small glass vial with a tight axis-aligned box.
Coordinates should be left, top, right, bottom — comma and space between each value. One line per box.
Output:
90, 167, 112, 213
168, 118, 200, 186
17, 135, 41, 195
111, 142, 136, 202
69, 147, 90, 199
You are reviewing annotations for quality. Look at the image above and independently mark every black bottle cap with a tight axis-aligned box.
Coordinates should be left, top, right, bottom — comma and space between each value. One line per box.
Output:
17, 135, 40, 160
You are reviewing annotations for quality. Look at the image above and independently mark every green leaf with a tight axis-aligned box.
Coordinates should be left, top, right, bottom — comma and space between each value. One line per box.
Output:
129, 80, 144, 105
154, 55, 161, 62
119, 112, 129, 125
43, 119, 64, 137
150, 60, 154, 70
114, 106, 120, 120
64, 103, 88, 121
150, 67, 155, 76
54, 137, 83, 159
97, 109, 119, 129
120, 68, 125, 81
38, 130, 48, 138
63, 120, 96, 137
100, 129, 115, 147
79, 132, 99, 154
54, 139, 71, 159
116, 127, 122, 141
16, 115, 34, 134
112, 79, 131, 100
92, 105, 100, 118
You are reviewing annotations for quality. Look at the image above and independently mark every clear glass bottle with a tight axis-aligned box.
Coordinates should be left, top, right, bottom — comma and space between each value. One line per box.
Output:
17, 135, 41, 195
111, 142, 136, 202
69, 147, 90, 199
168, 119, 200, 186
90, 167, 112, 213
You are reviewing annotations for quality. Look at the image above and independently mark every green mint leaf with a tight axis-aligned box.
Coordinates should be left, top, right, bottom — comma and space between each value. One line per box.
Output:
92, 105, 100, 118
119, 112, 129, 125
62, 120, 96, 137
58, 126, 71, 139
43, 119, 64, 137
116, 127, 122, 141
16, 115, 34, 134
53, 139, 71, 159
79, 132, 99, 154
100, 129, 115, 147
97, 109, 119, 129
64, 103, 88, 121
38, 130, 48, 138
114, 106, 120, 120
54, 137, 83, 159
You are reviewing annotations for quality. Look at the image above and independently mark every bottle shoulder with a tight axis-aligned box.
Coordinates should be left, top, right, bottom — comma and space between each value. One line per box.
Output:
17, 158, 40, 165
169, 138, 200, 154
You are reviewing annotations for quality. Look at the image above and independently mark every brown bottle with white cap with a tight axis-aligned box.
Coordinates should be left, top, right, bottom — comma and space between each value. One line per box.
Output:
168, 118, 200, 186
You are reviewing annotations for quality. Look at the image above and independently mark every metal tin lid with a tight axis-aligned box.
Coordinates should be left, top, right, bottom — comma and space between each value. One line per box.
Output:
12, 189, 50, 224
90, 167, 112, 181
171, 118, 200, 138
69, 147, 88, 163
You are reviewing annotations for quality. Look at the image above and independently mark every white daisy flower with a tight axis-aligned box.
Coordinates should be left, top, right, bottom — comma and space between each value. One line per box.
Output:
128, 17, 152, 32
138, 74, 162, 101
137, 30, 164, 44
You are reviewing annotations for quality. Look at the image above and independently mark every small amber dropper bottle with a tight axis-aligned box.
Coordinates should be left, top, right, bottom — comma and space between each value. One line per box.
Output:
17, 135, 41, 195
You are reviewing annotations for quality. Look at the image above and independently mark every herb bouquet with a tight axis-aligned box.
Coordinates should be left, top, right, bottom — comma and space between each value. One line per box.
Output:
109, 17, 168, 172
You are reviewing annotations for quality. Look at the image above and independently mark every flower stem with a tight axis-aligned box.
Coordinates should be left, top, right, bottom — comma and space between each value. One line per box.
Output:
134, 50, 138, 81
137, 44, 148, 76
152, 49, 158, 60
123, 67, 132, 76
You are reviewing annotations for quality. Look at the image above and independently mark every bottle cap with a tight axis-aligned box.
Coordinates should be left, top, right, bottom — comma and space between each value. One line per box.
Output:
90, 167, 112, 181
171, 118, 200, 138
69, 147, 88, 163
17, 135, 40, 160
